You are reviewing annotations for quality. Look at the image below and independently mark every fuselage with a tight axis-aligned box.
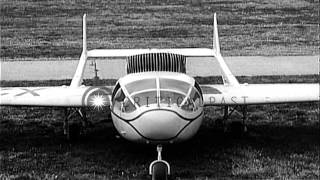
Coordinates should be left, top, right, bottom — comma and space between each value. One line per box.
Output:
110, 72, 204, 144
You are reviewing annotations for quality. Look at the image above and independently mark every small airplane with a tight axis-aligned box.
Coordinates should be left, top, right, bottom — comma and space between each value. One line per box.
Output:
1, 14, 319, 179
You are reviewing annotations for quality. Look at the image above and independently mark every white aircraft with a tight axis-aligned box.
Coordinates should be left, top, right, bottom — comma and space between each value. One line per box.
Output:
1, 14, 319, 179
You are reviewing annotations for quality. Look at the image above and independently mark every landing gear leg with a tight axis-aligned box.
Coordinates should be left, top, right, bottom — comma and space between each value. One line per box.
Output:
220, 105, 248, 134
229, 105, 248, 134
222, 106, 229, 132
214, 106, 229, 131
63, 107, 89, 141
149, 145, 170, 180
241, 105, 248, 133
77, 108, 92, 127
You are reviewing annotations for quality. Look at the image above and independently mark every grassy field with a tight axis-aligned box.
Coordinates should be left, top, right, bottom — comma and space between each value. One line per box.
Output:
0, 75, 319, 179
1, 0, 319, 59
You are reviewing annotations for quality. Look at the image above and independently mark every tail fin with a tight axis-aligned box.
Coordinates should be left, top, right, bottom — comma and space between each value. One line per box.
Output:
213, 13, 220, 55
70, 14, 88, 87
213, 13, 239, 86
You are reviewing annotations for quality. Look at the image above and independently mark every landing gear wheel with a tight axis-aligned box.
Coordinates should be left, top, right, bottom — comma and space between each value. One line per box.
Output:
221, 105, 248, 135
63, 108, 89, 141
152, 161, 168, 180
149, 145, 170, 180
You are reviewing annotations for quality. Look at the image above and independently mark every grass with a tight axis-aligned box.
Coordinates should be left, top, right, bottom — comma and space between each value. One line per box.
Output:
0, 0, 319, 59
0, 75, 319, 179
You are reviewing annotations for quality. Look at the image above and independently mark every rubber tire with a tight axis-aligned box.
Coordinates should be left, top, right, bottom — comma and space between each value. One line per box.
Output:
152, 162, 168, 180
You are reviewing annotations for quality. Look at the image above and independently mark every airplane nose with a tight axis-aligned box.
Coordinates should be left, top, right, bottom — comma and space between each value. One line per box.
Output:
130, 109, 189, 141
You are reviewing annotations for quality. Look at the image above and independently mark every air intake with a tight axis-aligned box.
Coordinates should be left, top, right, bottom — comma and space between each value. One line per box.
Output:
127, 53, 186, 74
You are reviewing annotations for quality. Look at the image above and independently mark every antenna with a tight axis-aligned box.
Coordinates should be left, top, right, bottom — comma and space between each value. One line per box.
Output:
90, 60, 99, 85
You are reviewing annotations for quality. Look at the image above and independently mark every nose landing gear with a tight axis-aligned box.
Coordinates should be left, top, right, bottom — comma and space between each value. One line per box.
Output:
149, 145, 170, 180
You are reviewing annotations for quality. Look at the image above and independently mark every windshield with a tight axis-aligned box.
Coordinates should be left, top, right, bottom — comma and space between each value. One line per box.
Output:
125, 78, 156, 95
132, 90, 158, 107
112, 77, 202, 113
159, 78, 189, 94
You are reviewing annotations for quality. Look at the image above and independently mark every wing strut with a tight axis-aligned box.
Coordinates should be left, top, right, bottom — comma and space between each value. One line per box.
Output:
213, 13, 239, 86
70, 14, 88, 87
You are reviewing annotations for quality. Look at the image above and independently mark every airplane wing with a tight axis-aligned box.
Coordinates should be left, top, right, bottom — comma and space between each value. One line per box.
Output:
201, 83, 319, 106
0, 86, 113, 107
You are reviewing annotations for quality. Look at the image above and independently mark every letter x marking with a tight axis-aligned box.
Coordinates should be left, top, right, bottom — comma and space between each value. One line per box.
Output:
15, 88, 45, 97
1, 88, 11, 96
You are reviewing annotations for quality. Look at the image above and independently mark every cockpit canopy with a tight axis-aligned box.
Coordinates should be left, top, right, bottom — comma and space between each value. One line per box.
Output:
112, 74, 203, 114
